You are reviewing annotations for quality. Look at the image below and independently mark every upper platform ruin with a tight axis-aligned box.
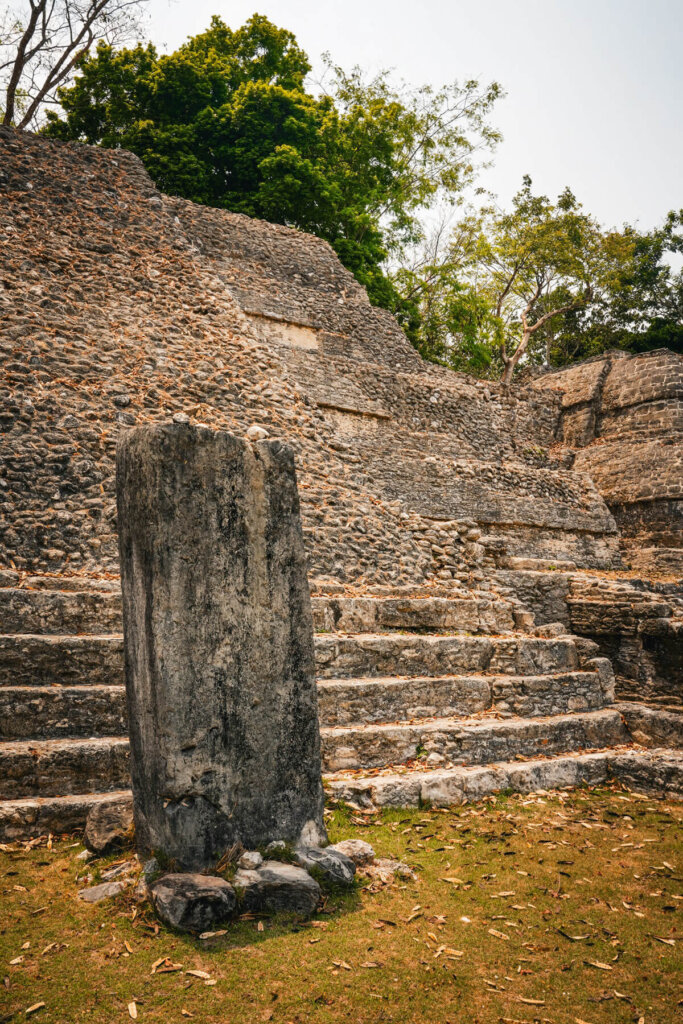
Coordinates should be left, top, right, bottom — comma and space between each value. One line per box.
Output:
5, 126, 667, 585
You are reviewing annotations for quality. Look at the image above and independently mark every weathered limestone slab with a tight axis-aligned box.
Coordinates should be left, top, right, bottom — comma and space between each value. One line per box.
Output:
116, 424, 325, 870
233, 861, 321, 916
149, 874, 237, 932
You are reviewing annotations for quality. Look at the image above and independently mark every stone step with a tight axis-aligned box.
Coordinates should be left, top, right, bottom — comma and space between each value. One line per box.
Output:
0, 588, 516, 637
0, 737, 130, 799
3, 744, 682, 841
0, 789, 132, 844
0, 686, 127, 740
0, 708, 626, 799
311, 594, 515, 635
320, 708, 628, 772
0, 588, 122, 635
315, 633, 579, 680
0, 634, 124, 686
317, 670, 609, 727
0, 664, 610, 741
0, 631, 579, 687
324, 747, 683, 808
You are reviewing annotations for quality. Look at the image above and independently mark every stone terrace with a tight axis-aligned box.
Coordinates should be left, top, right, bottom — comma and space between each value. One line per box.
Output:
531, 349, 683, 574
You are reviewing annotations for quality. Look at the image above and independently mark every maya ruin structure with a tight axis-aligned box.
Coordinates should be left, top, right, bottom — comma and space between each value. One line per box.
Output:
0, 126, 682, 839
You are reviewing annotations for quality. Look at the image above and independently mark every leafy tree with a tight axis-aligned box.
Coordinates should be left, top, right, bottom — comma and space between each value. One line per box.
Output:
394, 180, 679, 383
43, 14, 501, 309
546, 211, 683, 362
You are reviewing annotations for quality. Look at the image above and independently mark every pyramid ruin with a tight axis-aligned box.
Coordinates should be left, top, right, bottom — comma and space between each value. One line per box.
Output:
1, 126, 681, 839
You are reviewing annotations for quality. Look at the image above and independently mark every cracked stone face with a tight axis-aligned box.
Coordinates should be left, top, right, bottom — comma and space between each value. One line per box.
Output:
116, 423, 326, 870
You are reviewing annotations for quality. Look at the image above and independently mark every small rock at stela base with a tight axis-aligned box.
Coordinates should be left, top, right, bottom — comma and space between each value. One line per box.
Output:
78, 880, 126, 903
149, 873, 237, 933
327, 839, 375, 866
238, 850, 263, 870
173, 412, 190, 424
246, 424, 269, 441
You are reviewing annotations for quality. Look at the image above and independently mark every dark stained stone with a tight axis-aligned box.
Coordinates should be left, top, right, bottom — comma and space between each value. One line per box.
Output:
116, 424, 326, 870
149, 873, 236, 932
233, 861, 320, 917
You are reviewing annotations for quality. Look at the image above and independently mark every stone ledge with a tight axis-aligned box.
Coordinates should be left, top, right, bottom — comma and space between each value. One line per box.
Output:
325, 747, 683, 808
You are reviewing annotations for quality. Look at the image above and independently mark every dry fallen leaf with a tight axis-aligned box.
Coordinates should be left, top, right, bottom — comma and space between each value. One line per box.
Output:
186, 970, 212, 980
128, 1002, 138, 1020
25, 1005, 45, 1017
332, 960, 352, 971
585, 960, 612, 971
488, 928, 510, 940
519, 996, 545, 1005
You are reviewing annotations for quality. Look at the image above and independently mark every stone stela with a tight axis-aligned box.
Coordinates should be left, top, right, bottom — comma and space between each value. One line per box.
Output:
116, 423, 326, 870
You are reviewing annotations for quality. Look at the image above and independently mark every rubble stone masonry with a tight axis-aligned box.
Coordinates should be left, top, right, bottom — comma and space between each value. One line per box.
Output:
1, 128, 624, 584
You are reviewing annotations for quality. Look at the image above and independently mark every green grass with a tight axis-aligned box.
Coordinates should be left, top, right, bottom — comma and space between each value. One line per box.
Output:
1, 785, 681, 1023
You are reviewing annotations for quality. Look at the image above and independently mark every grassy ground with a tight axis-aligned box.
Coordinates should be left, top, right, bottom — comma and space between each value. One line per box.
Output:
1, 784, 681, 1024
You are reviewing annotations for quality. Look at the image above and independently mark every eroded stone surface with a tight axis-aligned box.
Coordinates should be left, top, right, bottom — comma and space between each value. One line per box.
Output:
117, 424, 326, 869
84, 796, 133, 854
149, 873, 236, 933
294, 845, 356, 887
233, 861, 321, 917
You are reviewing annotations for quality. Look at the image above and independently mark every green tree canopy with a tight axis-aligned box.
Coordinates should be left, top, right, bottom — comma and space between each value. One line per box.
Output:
44, 13, 501, 310
395, 180, 683, 381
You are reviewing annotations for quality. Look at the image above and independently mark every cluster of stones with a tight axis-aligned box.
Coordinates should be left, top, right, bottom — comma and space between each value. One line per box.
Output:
76, 800, 392, 933
147, 840, 357, 932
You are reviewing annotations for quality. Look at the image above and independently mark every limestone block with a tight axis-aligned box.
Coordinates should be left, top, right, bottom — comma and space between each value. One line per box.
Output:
233, 861, 321, 916
294, 845, 356, 887
149, 873, 237, 933
116, 423, 326, 870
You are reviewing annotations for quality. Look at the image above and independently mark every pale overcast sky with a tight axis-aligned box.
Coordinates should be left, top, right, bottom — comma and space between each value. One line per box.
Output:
143, 0, 682, 232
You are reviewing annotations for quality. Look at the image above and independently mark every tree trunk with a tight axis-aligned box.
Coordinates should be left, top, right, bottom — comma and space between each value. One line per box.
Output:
501, 328, 532, 385
2, 2, 45, 126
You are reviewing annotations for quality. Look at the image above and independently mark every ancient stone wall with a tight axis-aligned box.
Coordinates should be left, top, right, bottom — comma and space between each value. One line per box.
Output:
0, 128, 629, 586
532, 350, 683, 572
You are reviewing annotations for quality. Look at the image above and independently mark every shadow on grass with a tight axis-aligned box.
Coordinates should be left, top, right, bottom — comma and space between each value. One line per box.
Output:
194, 884, 365, 952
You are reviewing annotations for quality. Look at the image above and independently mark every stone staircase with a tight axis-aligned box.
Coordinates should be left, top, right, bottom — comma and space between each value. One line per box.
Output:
1, 581, 682, 840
